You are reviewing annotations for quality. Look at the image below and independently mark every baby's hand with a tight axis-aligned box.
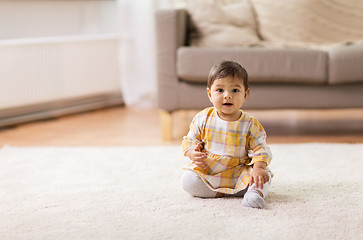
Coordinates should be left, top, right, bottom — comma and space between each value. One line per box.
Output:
187, 143, 207, 169
250, 163, 269, 189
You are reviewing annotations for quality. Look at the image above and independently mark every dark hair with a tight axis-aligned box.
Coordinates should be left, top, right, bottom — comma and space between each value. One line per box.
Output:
207, 61, 249, 90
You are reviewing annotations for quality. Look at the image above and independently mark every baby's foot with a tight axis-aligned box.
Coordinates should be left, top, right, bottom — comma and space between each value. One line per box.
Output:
241, 190, 265, 209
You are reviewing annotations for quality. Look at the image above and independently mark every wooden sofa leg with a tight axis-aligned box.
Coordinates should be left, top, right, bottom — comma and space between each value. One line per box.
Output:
160, 110, 173, 141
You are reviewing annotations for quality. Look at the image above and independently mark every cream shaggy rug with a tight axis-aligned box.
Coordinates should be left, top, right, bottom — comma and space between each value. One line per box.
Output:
0, 143, 362, 240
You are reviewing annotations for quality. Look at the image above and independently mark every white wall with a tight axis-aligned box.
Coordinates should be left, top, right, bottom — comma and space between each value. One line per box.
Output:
0, 0, 118, 40
0, 0, 175, 108
0, 0, 121, 113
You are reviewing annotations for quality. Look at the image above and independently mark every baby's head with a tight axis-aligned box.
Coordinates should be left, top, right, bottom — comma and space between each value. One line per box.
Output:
207, 61, 250, 121
207, 61, 249, 91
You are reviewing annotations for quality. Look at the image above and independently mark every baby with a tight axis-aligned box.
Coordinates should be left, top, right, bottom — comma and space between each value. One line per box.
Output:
181, 60, 272, 208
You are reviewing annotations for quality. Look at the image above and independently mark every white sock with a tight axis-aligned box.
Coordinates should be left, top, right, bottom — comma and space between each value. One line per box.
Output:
242, 189, 265, 208
242, 169, 272, 208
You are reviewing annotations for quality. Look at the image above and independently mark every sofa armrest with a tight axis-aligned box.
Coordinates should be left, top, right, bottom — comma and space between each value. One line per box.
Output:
155, 9, 188, 111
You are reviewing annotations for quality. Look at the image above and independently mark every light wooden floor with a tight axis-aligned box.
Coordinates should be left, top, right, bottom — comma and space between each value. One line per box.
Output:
0, 106, 363, 147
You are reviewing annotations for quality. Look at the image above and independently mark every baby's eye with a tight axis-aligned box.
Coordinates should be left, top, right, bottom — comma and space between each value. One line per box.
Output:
232, 89, 240, 93
216, 89, 224, 93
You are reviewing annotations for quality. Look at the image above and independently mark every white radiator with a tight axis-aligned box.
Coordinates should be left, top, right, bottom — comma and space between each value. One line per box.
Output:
0, 35, 123, 127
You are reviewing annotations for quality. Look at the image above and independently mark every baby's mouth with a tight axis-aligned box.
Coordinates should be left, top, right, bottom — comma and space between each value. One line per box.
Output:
223, 103, 233, 106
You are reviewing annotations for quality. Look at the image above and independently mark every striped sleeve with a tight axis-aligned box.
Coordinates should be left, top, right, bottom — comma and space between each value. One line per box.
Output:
246, 118, 272, 166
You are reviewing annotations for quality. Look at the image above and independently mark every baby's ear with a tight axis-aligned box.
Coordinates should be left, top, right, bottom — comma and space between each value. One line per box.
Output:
245, 88, 250, 98
207, 88, 212, 100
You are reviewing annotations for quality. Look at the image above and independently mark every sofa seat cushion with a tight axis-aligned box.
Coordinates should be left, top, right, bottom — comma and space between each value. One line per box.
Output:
329, 45, 363, 85
177, 47, 327, 84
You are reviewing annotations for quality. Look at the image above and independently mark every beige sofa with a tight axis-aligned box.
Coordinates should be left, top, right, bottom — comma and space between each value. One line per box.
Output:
155, 0, 363, 139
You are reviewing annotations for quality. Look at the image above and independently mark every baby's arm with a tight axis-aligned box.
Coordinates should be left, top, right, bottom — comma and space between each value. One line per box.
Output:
247, 118, 272, 189
185, 143, 207, 169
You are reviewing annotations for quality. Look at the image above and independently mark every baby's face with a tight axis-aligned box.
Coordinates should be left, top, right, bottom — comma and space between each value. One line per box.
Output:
207, 77, 249, 121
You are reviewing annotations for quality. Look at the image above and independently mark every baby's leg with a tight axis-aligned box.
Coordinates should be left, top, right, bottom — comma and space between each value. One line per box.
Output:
181, 170, 221, 198
242, 171, 272, 209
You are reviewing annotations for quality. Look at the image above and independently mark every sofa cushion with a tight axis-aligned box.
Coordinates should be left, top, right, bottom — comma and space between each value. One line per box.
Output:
185, 0, 261, 47
329, 44, 363, 84
177, 47, 327, 84
253, 0, 363, 45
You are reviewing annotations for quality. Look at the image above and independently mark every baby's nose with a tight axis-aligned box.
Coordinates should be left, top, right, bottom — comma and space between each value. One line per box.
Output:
224, 92, 232, 99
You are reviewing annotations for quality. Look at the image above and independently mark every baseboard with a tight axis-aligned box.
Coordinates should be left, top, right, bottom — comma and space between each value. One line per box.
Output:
0, 93, 124, 128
